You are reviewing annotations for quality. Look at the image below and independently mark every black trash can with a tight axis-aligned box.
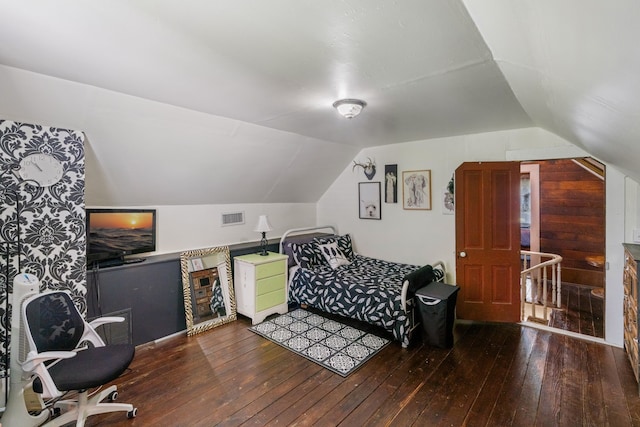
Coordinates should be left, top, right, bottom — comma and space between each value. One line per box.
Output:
415, 282, 460, 348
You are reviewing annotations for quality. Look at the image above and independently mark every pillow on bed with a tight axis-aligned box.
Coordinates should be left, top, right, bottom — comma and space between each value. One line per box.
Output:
317, 241, 351, 269
313, 234, 355, 261
288, 242, 323, 269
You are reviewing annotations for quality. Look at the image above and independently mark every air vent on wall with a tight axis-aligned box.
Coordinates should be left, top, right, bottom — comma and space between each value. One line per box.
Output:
221, 211, 245, 226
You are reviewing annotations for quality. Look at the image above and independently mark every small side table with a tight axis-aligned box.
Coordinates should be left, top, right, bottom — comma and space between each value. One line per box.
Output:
234, 252, 289, 325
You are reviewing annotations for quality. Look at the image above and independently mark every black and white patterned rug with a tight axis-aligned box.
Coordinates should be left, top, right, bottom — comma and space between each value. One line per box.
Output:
249, 308, 390, 377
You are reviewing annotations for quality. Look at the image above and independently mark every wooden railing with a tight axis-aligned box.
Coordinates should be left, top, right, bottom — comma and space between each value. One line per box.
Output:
521, 250, 563, 322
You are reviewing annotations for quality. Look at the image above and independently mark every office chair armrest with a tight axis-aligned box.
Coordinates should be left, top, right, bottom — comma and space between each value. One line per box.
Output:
21, 350, 75, 399
21, 350, 76, 372
88, 316, 125, 329
83, 316, 125, 348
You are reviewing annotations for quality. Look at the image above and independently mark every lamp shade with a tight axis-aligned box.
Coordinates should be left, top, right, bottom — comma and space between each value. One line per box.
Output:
254, 215, 273, 233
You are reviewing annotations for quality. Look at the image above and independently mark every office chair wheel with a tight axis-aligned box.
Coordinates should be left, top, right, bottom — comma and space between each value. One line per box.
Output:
127, 407, 138, 418
108, 390, 118, 401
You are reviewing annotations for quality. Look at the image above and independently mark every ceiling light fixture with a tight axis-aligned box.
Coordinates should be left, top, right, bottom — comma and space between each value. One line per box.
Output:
333, 99, 366, 119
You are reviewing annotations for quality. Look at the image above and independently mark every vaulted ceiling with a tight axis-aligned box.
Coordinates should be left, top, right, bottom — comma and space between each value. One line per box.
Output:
0, 1, 638, 205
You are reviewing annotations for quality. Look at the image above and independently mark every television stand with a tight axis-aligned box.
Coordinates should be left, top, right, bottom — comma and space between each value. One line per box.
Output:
86, 253, 185, 346
92, 258, 124, 268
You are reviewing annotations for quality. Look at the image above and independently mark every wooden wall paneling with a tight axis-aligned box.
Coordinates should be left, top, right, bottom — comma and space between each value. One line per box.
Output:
538, 159, 605, 288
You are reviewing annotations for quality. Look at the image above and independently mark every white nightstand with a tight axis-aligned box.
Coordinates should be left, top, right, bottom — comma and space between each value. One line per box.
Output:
234, 252, 289, 325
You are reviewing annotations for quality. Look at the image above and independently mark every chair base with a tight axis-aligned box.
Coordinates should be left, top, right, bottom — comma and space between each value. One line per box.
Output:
43, 385, 135, 427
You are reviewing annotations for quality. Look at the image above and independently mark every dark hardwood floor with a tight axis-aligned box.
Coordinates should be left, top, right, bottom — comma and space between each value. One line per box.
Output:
83, 315, 640, 427
548, 282, 604, 338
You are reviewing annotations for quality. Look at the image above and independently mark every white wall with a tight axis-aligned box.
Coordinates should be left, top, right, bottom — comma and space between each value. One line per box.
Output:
317, 126, 630, 347
606, 168, 626, 347
625, 177, 640, 243
88, 203, 316, 255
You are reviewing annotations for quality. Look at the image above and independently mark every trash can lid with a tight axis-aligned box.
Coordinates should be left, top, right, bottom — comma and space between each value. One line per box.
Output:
415, 282, 459, 300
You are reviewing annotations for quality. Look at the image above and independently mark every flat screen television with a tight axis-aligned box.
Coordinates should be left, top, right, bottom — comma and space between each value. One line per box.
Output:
86, 208, 156, 265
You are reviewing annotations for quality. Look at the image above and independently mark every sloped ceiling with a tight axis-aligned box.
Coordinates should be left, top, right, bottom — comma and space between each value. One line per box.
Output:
0, 1, 637, 205
463, 0, 640, 180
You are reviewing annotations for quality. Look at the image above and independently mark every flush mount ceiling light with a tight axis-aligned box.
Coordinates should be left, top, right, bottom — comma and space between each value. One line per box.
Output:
333, 98, 367, 119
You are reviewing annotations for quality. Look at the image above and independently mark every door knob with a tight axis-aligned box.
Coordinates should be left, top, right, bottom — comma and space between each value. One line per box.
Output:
459, 251, 467, 258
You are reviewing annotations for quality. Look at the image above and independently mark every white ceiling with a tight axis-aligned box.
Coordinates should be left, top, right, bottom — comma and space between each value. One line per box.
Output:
0, 0, 638, 205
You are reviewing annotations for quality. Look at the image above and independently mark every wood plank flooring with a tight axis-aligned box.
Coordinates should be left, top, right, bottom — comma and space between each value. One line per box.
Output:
84, 315, 640, 426
548, 283, 604, 338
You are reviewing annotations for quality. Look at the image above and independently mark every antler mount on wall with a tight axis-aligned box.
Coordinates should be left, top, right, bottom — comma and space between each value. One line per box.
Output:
352, 158, 377, 180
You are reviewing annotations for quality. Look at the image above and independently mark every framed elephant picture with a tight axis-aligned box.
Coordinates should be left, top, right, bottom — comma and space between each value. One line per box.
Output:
403, 170, 431, 210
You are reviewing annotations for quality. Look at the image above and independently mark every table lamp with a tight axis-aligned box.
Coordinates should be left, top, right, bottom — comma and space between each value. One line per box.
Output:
254, 215, 272, 256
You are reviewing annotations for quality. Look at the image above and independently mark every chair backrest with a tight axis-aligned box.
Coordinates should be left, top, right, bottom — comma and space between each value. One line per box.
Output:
24, 291, 85, 353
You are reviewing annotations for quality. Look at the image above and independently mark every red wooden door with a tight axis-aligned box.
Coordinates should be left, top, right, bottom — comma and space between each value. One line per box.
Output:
455, 161, 521, 322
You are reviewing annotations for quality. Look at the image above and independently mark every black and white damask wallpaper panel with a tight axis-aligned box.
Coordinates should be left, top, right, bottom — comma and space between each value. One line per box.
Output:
0, 119, 86, 378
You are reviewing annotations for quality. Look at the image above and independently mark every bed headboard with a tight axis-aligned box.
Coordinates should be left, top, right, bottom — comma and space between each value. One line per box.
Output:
278, 225, 337, 254
279, 225, 338, 270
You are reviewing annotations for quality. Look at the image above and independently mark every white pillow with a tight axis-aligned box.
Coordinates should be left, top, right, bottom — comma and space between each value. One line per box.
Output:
318, 242, 350, 269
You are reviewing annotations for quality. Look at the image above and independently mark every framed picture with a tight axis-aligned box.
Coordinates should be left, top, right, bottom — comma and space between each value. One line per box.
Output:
384, 164, 398, 203
442, 173, 454, 215
403, 170, 432, 210
359, 182, 381, 220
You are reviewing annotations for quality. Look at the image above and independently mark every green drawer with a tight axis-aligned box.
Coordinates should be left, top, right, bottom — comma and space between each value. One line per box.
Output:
255, 260, 285, 280
256, 274, 285, 296
256, 289, 285, 311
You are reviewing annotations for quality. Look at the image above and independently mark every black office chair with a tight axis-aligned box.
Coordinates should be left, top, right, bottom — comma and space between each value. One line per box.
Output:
21, 291, 137, 426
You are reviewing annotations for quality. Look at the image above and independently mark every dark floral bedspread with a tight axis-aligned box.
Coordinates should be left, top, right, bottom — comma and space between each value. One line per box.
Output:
289, 255, 442, 347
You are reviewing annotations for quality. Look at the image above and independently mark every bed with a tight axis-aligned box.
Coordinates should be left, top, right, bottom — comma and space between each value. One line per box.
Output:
279, 226, 446, 347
